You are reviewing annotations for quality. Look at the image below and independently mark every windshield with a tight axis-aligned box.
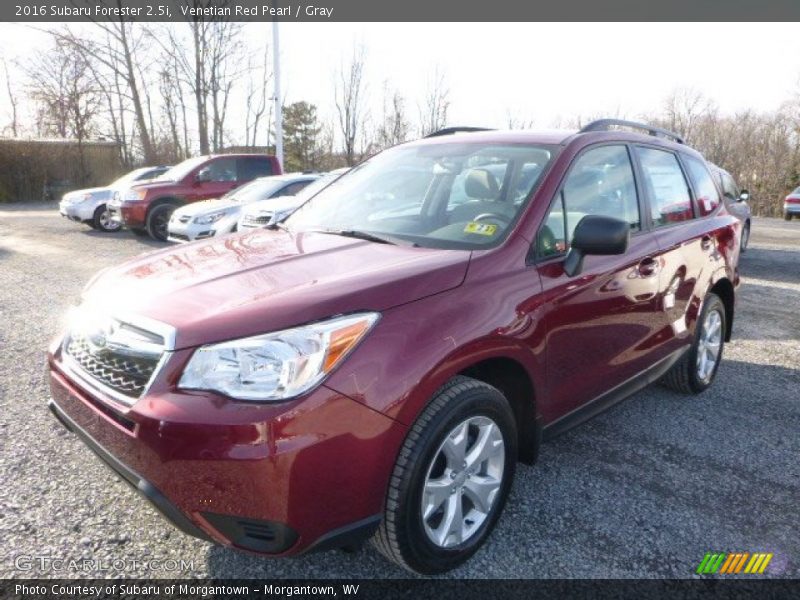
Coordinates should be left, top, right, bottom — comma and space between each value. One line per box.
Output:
112, 168, 151, 188
224, 177, 313, 203
156, 156, 209, 182
287, 143, 555, 249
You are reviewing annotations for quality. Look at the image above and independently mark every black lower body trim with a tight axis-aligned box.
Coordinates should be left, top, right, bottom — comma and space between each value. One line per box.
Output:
542, 347, 687, 440
48, 399, 212, 543
302, 514, 382, 554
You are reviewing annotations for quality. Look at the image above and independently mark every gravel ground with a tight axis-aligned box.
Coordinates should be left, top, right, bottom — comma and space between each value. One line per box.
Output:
1, 205, 798, 579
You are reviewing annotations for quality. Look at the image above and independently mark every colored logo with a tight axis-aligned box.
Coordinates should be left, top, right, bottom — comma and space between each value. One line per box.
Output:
696, 552, 773, 574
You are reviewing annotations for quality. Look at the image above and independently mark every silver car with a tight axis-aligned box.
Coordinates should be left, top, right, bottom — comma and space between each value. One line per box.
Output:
784, 186, 800, 221
238, 168, 349, 230
167, 173, 320, 243
59, 166, 170, 232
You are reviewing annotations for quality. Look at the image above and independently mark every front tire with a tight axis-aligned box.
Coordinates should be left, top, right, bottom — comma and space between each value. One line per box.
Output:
146, 204, 176, 241
372, 376, 517, 574
93, 205, 121, 232
785, 213, 793, 221
661, 293, 726, 394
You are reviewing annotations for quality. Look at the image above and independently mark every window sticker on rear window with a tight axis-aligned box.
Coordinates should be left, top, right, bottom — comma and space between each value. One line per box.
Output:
464, 222, 498, 236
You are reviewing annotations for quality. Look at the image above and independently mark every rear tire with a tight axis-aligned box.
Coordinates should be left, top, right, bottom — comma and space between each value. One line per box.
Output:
372, 376, 517, 574
661, 293, 726, 395
146, 203, 176, 241
93, 205, 121, 232
740, 221, 750, 253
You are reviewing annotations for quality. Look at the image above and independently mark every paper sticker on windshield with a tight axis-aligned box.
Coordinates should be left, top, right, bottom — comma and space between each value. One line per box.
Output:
464, 222, 497, 236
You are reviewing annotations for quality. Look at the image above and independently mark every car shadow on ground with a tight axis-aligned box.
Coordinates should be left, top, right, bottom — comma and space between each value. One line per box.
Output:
202, 359, 799, 579
78, 228, 167, 249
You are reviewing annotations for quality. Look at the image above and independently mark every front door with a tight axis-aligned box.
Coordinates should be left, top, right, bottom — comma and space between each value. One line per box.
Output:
533, 144, 663, 422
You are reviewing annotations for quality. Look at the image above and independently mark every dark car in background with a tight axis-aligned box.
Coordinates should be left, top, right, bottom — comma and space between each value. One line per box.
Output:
48, 120, 740, 574
108, 154, 282, 240
711, 165, 752, 252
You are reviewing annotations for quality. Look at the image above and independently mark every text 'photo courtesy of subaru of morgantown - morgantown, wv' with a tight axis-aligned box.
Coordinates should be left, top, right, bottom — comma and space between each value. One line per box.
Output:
47, 120, 745, 574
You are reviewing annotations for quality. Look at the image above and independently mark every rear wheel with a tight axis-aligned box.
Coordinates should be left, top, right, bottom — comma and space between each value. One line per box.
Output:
93, 205, 121, 232
740, 221, 750, 252
146, 204, 176, 241
372, 376, 517, 574
661, 293, 726, 394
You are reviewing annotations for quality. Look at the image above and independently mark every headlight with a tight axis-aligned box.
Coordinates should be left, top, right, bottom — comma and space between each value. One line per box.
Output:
194, 210, 229, 225
179, 312, 379, 401
123, 189, 146, 202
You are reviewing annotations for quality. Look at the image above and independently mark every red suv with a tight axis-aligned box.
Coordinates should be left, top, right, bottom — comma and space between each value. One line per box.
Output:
109, 154, 282, 240
47, 120, 741, 574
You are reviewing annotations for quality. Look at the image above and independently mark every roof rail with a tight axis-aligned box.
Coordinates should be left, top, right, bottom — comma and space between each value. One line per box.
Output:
424, 126, 494, 138
579, 119, 685, 144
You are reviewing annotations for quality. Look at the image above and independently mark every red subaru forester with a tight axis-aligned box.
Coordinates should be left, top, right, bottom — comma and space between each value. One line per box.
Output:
47, 120, 741, 574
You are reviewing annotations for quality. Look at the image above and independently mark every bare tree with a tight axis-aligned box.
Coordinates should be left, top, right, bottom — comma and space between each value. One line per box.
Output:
245, 43, 272, 148
1, 59, 19, 137
335, 44, 368, 166
48, 19, 157, 163
419, 66, 449, 136
375, 83, 411, 149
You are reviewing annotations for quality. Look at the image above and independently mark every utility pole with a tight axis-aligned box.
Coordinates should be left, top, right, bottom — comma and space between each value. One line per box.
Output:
272, 20, 283, 170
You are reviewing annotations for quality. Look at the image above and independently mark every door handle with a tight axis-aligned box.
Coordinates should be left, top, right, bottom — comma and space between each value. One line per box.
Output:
638, 257, 659, 277
701, 235, 713, 251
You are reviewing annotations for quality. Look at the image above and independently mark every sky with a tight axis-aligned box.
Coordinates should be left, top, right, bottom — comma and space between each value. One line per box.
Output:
1, 22, 799, 139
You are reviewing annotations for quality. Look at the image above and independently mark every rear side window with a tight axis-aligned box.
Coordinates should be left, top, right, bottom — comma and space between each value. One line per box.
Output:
537, 144, 639, 258
685, 156, 721, 216
277, 181, 311, 197
635, 147, 693, 227
238, 157, 274, 181
720, 172, 739, 201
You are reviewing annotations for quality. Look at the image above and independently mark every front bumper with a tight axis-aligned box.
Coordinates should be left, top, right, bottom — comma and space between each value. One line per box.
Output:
59, 199, 98, 222
112, 202, 148, 228
784, 202, 800, 214
167, 214, 238, 243
47, 349, 404, 555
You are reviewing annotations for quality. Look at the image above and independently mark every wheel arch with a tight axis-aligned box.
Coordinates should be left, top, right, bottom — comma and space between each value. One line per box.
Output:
457, 355, 540, 466
146, 196, 181, 218
709, 277, 735, 342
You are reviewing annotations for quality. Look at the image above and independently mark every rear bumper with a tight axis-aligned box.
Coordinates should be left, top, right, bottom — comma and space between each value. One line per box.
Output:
46, 354, 404, 556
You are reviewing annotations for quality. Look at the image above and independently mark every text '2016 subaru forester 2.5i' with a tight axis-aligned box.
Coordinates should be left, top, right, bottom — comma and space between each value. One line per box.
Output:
48, 120, 741, 574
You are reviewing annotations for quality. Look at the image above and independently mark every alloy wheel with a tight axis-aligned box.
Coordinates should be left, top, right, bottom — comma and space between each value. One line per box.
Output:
421, 416, 505, 548
696, 308, 723, 382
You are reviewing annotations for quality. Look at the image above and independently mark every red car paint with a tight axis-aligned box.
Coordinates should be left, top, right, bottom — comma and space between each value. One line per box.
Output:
47, 128, 740, 557
118, 154, 281, 230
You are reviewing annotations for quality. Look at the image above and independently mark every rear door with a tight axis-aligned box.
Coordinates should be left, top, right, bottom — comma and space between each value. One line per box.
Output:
534, 144, 663, 420
634, 146, 723, 360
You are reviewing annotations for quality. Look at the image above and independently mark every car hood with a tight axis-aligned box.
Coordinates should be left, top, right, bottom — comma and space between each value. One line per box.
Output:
82, 229, 471, 349
173, 198, 238, 218
63, 187, 111, 200
243, 195, 303, 215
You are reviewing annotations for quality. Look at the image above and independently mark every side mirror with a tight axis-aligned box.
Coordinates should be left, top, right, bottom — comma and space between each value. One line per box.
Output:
738, 189, 750, 202
196, 167, 212, 183
563, 215, 630, 277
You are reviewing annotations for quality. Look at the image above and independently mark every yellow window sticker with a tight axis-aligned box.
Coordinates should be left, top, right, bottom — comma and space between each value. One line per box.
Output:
464, 222, 498, 236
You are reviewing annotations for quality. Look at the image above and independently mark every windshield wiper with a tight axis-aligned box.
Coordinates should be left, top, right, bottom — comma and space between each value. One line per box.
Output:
315, 228, 401, 245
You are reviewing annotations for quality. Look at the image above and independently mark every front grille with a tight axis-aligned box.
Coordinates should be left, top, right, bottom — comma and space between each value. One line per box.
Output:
64, 331, 163, 399
243, 213, 272, 227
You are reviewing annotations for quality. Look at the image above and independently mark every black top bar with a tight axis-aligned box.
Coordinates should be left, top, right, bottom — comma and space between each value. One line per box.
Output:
424, 127, 494, 138
579, 119, 685, 144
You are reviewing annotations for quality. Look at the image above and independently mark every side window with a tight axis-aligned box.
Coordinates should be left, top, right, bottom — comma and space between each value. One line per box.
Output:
635, 147, 693, 227
238, 157, 274, 181
685, 156, 721, 216
205, 158, 238, 182
721, 172, 739, 201
537, 145, 639, 258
